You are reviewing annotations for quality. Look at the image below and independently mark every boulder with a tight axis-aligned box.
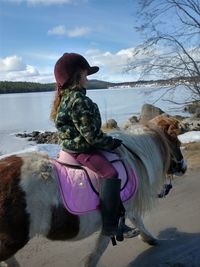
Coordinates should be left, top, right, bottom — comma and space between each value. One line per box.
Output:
129, 115, 139, 124
184, 101, 200, 114
16, 131, 59, 144
123, 116, 139, 130
102, 119, 120, 130
193, 107, 200, 119
140, 104, 165, 124
182, 117, 200, 131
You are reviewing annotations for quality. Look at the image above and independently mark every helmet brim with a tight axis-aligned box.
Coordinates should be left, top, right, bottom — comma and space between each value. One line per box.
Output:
88, 66, 99, 75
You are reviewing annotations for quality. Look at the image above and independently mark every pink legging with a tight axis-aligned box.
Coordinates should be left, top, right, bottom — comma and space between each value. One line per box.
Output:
72, 151, 118, 179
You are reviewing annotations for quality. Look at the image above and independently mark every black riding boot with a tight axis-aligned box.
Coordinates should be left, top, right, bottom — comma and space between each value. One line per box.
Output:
99, 178, 121, 236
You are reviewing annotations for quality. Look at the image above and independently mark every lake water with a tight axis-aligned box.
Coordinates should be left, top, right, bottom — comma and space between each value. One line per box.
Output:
0, 85, 190, 154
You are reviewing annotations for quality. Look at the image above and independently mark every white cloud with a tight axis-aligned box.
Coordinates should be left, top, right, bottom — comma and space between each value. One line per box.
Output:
28, 0, 72, 4
67, 26, 91, 37
0, 56, 26, 72
0, 48, 140, 83
5, 0, 73, 5
0, 55, 48, 82
1, 46, 198, 84
48, 25, 66, 36
85, 47, 135, 68
48, 25, 92, 38
85, 47, 138, 82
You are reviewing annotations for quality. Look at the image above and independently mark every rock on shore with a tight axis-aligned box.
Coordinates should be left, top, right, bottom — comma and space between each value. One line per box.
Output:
15, 103, 200, 145
16, 131, 59, 144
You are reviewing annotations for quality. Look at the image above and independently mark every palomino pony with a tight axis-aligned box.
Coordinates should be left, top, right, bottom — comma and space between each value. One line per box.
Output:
0, 116, 187, 267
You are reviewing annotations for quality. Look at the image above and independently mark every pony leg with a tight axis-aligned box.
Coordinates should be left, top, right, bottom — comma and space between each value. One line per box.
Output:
84, 234, 110, 267
128, 215, 158, 246
0, 233, 28, 263
0, 256, 20, 267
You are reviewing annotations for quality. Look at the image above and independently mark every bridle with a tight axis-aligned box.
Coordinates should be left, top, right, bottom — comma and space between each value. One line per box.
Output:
158, 144, 187, 198
122, 135, 187, 199
168, 145, 186, 176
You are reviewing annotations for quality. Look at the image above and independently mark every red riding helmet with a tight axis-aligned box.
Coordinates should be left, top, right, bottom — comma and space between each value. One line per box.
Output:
54, 53, 99, 89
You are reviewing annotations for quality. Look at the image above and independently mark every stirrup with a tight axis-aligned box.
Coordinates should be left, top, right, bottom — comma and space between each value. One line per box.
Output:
116, 216, 125, 242
116, 216, 140, 241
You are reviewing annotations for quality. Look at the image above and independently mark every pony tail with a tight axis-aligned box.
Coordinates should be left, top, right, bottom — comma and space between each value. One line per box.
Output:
50, 91, 62, 121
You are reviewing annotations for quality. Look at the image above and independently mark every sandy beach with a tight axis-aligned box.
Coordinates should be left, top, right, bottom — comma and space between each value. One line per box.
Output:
13, 164, 200, 267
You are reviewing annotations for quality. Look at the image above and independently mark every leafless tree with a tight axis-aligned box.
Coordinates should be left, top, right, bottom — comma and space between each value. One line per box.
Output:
129, 0, 200, 103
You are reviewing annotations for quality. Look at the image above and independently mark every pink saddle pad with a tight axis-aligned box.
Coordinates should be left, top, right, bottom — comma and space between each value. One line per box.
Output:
51, 151, 138, 215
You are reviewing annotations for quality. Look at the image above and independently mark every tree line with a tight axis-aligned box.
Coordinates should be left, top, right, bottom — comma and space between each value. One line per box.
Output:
0, 80, 113, 94
0, 81, 55, 94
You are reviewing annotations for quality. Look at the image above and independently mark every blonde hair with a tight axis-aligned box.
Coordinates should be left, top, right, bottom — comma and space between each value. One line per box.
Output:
50, 69, 83, 121
50, 91, 61, 121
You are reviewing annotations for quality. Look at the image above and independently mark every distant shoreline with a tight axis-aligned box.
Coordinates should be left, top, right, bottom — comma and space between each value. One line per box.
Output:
0, 77, 194, 94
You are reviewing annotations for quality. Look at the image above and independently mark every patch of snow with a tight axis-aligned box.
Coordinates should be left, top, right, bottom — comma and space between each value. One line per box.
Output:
179, 131, 200, 143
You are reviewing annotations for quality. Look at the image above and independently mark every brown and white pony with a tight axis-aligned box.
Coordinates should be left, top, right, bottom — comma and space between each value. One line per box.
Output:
0, 117, 187, 267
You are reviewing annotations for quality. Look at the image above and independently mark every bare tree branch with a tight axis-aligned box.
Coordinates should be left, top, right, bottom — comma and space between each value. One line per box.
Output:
129, 0, 200, 103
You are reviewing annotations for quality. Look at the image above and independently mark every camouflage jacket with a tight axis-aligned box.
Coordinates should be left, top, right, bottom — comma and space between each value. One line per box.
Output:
55, 88, 116, 152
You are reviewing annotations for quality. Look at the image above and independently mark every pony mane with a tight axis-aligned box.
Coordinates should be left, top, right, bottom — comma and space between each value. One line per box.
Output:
112, 126, 170, 179
110, 126, 170, 215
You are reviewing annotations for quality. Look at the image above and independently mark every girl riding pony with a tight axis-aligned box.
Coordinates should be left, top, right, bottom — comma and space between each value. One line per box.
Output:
51, 53, 125, 238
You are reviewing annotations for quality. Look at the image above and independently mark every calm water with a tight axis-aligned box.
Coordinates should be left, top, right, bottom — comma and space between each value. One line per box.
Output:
0, 85, 190, 133
0, 91, 55, 134
0, 86, 190, 154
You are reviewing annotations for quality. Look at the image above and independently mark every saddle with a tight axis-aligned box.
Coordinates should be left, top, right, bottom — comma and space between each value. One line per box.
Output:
51, 150, 138, 215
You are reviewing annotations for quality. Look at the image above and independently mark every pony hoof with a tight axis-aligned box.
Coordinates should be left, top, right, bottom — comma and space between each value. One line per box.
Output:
124, 228, 140, 239
0, 262, 8, 267
147, 238, 158, 246
139, 235, 158, 246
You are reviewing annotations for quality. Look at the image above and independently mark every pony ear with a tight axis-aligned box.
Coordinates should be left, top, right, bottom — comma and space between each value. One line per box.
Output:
168, 123, 180, 138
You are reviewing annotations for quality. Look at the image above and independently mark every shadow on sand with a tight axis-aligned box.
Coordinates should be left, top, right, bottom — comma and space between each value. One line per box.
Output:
127, 227, 200, 267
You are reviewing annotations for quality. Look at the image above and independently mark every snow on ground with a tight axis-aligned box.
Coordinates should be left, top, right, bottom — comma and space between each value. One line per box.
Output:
178, 131, 200, 143
0, 144, 60, 160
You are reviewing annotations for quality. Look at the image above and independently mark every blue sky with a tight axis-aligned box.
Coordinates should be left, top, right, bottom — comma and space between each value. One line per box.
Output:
0, 0, 143, 83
